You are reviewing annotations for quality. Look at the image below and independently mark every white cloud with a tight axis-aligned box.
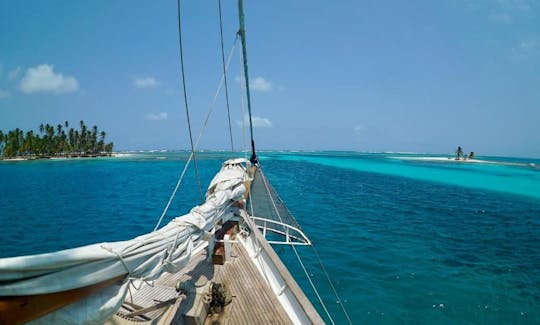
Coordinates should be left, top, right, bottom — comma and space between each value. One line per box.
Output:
133, 77, 160, 88
0, 89, 10, 99
250, 76, 273, 92
236, 76, 274, 92
146, 112, 168, 121
19, 64, 79, 94
354, 125, 363, 135
8, 67, 21, 81
236, 114, 273, 128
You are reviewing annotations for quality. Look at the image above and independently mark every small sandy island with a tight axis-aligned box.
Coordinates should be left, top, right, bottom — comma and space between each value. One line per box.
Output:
393, 156, 497, 164
388, 156, 537, 168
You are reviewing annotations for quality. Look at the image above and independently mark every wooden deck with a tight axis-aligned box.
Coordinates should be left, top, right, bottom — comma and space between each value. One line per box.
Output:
112, 241, 292, 324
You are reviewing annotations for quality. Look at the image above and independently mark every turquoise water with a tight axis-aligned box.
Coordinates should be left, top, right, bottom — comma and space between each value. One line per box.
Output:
1, 151, 540, 324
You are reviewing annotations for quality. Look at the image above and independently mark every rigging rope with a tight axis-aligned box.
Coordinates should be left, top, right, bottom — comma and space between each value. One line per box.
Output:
154, 152, 195, 232
237, 43, 248, 161
218, 0, 235, 153
154, 40, 239, 231
177, 0, 204, 201
256, 166, 353, 325
255, 168, 336, 324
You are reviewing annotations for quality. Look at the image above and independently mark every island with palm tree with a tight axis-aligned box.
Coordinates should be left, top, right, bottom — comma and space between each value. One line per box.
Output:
455, 146, 475, 160
0, 120, 114, 160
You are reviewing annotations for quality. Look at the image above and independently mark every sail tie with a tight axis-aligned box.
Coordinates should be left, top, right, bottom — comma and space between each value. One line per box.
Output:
99, 244, 142, 304
100, 245, 132, 276
99, 245, 155, 293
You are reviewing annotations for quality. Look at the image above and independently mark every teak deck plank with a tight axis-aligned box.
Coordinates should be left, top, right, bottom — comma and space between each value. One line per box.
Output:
207, 244, 290, 325
115, 242, 292, 324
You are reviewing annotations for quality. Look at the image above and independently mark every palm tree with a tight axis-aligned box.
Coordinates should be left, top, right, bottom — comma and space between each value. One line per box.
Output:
2, 122, 112, 158
99, 131, 106, 152
61, 130, 67, 156
45, 124, 54, 155
56, 124, 63, 154
79, 120, 87, 153
74, 130, 80, 154
14, 131, 22, 156
5, 128, 24, 157
68, 128, 75, 154
104, 142, 114, 155
23, 130, 34, 155
0, 130, 4, 156
3, 130, 14, 157
455, 146, 463, 160
34, 132, 44, 156
64, 121, 70, 153
85, 130, 92, 153
91, 125, 98, 153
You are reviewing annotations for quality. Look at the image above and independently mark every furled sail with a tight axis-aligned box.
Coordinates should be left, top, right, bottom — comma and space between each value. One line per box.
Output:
0, 159, 249, 324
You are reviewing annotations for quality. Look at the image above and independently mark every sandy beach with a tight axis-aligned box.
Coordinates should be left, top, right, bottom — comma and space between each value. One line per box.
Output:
388, 156, 537, 168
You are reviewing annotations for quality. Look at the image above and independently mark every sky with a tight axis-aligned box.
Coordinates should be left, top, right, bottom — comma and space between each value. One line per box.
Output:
0, 0, 539, 157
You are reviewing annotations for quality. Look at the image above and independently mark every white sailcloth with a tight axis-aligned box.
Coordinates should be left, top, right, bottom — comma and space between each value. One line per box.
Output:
0, 159, 248, 324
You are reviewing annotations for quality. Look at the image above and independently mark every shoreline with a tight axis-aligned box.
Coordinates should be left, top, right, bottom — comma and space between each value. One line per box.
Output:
0, 153, 115, 162
392, 156, 495, 163
389, 156, 537, 168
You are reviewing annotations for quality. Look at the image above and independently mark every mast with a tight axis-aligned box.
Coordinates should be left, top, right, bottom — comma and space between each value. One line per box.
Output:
237, 0, 258, 164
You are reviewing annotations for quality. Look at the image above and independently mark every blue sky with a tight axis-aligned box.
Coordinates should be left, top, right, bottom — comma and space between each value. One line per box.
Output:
1, 0, 539, 157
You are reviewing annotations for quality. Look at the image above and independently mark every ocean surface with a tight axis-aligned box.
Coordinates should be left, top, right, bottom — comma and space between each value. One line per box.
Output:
1, 151, 539, 324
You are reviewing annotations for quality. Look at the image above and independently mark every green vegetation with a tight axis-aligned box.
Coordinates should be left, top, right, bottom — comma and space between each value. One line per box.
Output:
455, 146, 464, 160
0, 120, 114, 159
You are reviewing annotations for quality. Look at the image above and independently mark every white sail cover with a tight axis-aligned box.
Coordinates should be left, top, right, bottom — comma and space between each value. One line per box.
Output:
0, 159, 248, 324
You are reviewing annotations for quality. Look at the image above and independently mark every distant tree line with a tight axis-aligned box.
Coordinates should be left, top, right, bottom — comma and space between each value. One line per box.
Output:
0, 120, 114, 159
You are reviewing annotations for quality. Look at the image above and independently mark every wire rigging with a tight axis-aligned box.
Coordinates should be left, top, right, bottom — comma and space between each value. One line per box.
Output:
156, 0, 239, 231
237, 43, 248, 161
177, 0, 204, 201
218, 0, 235, 153
257, 166, 353, 324
256, 168, 336, 324
154, 40, 239, 231
237, 0, 257, 164
165, 1, 349, 323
